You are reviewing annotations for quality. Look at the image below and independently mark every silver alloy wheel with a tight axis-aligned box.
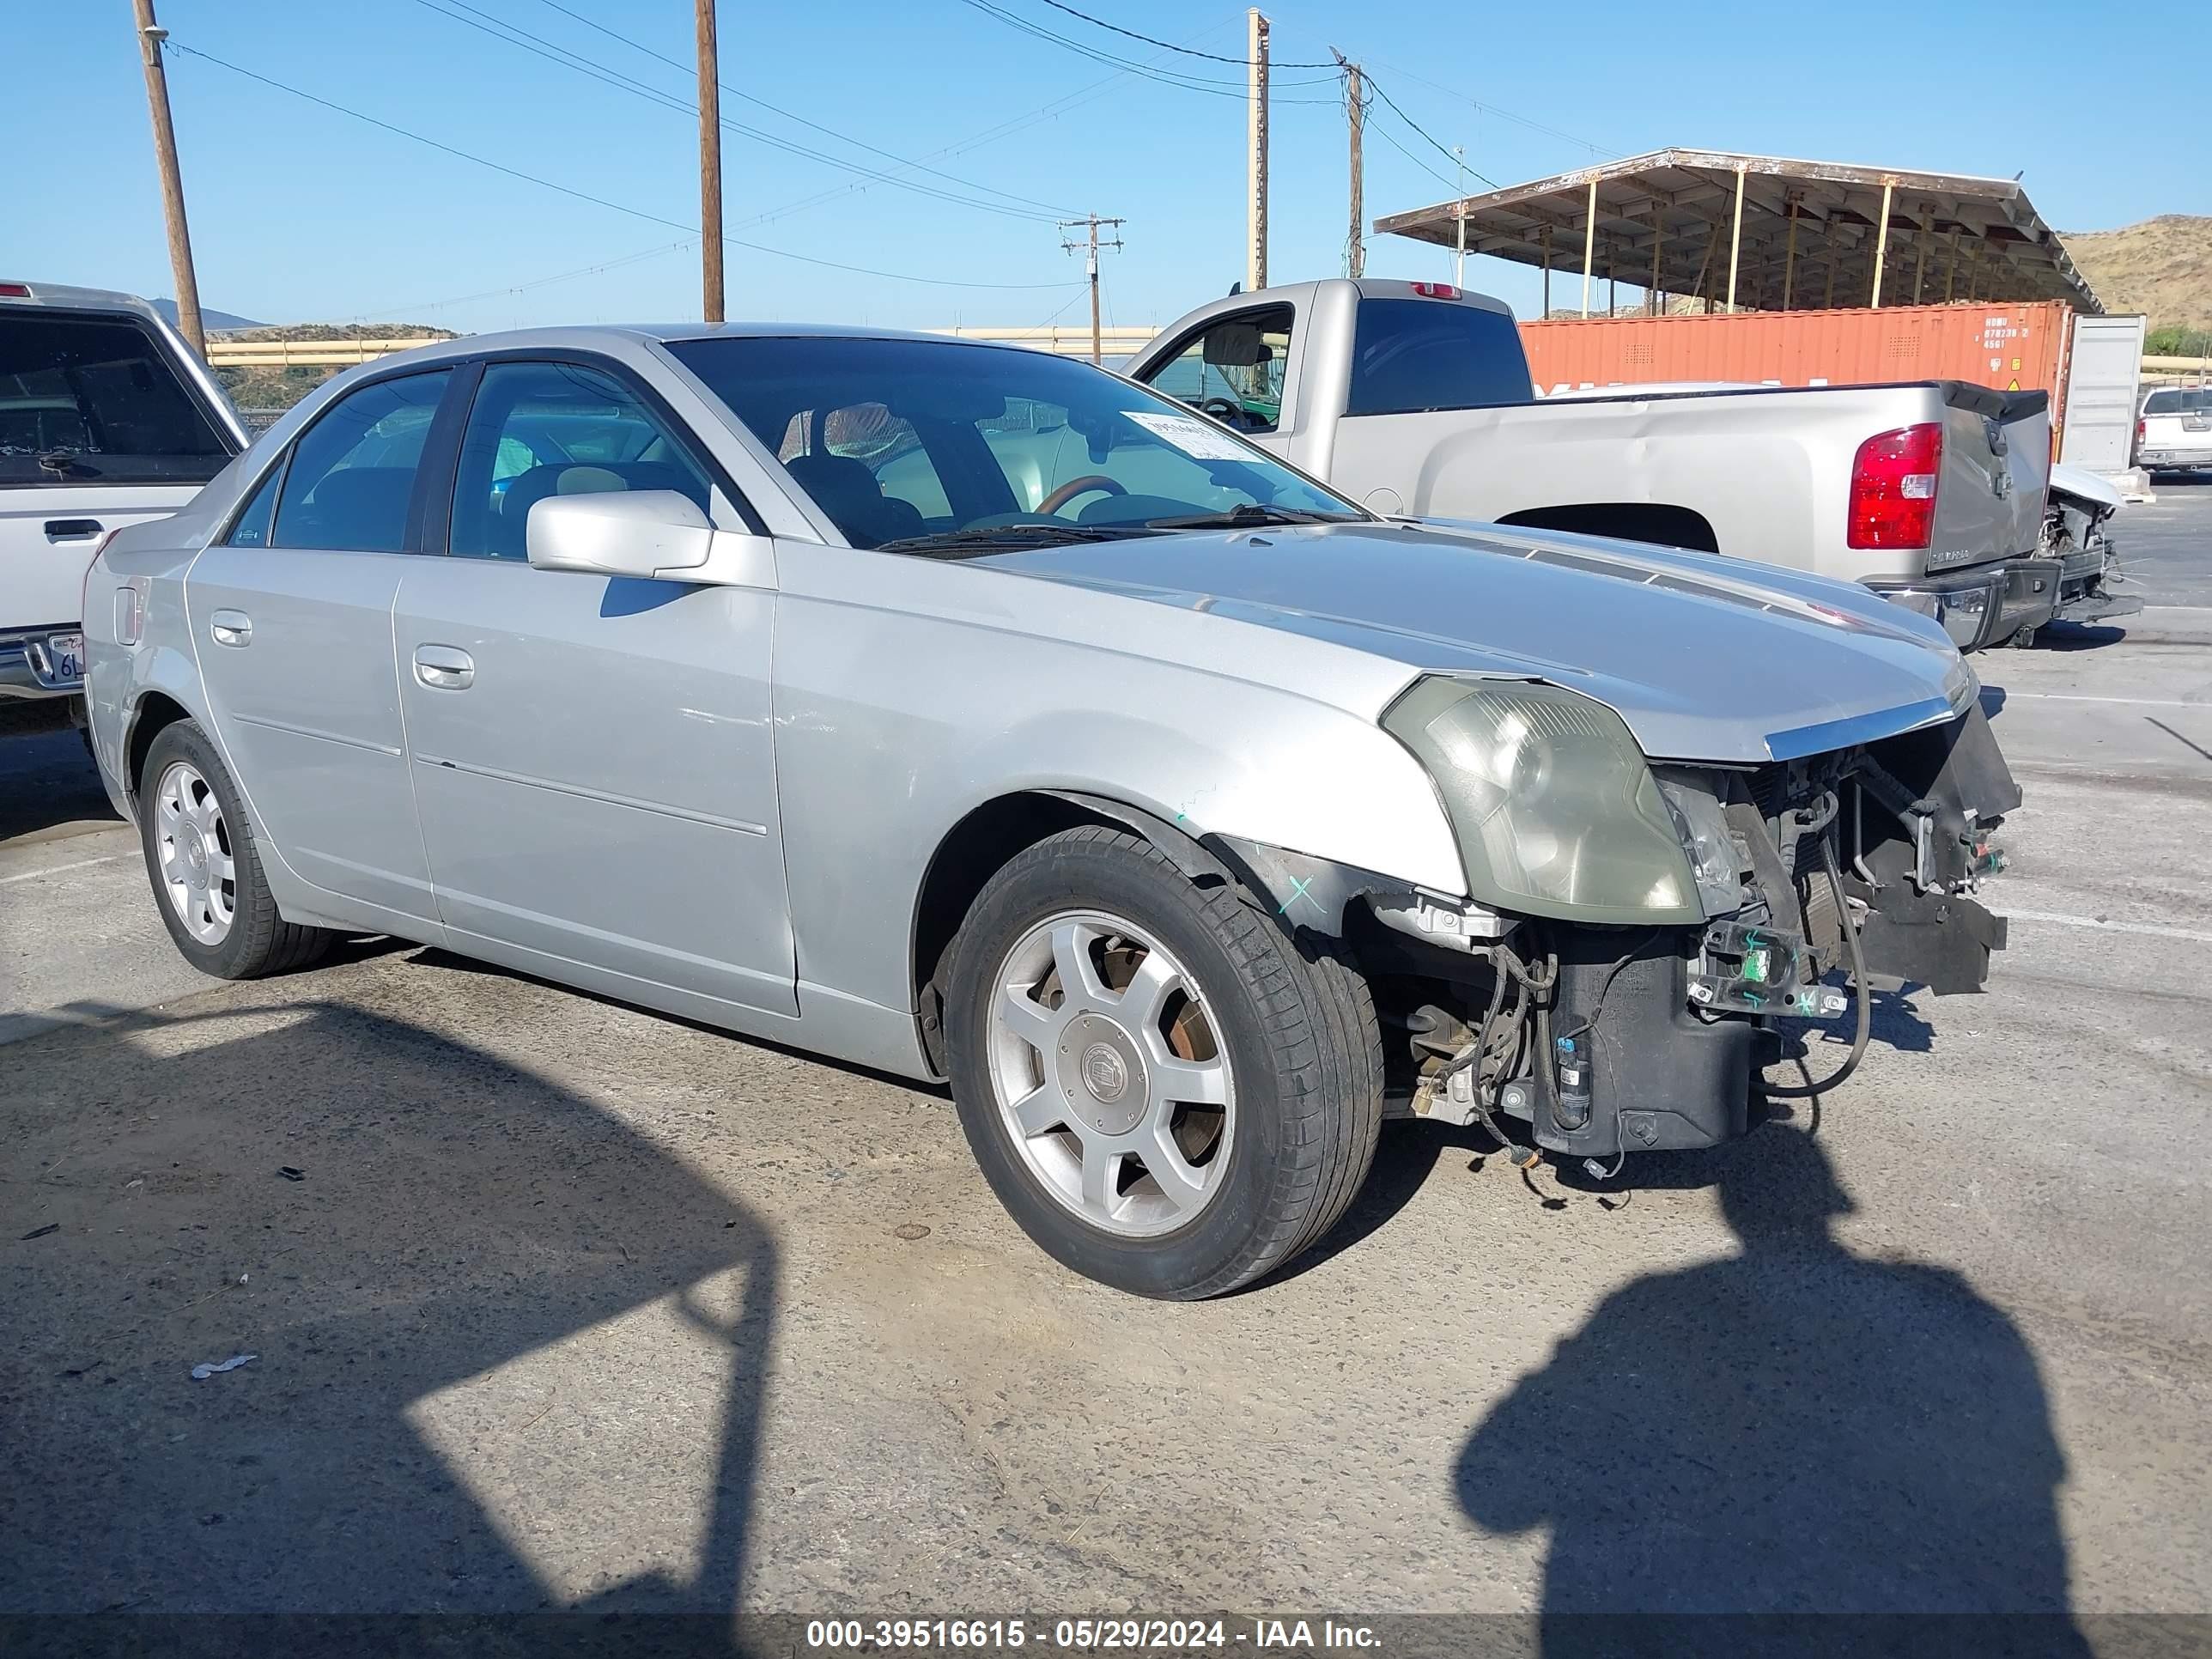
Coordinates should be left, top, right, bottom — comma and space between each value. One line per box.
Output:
986, 908, 1237, 1238
154, 759, 237, 946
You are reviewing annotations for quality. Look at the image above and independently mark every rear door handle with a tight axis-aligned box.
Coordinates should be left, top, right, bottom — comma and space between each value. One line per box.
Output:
45, 518, 104, 542
210, 608, 252, 647
413, 644, 475, 690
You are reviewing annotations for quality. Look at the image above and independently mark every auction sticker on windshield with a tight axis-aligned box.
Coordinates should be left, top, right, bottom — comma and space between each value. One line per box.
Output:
1123, 410, 1258, 461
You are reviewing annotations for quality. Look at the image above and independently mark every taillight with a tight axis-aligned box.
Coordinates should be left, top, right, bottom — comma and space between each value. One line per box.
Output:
1409, 281, 1460, 300
2137, 418, 2147, 445
80, 528, 122, 630
1848, 423, 1943, 550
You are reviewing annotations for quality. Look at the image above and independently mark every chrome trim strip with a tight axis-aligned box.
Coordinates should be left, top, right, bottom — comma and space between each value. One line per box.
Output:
229, 712, 404, 757
412, 751, 769, 836
1764, 696, 1956, 763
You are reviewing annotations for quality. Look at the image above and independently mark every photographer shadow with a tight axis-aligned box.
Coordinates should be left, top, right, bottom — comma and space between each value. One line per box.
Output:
1451, 1128, 2086, 1655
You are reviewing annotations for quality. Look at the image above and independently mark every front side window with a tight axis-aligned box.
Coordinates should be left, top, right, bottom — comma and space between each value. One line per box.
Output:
449, 362, 714, 561
1142, 307, 1293, 433
271, 370, 453, 553
0, 310, 234, 486
668, 335, 1358, 553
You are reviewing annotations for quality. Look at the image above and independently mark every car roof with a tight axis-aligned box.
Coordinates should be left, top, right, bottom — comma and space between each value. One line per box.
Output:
355, 319, 1040, 373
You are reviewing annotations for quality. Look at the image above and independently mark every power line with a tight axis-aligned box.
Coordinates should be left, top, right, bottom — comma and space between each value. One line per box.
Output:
957, 0, 1340, 102
1357, 58, 1613, 157
1027, 0, 1336, 68
1362, 67, 1499, 191
161, 40, 1084, 292
404, 0, 1069, 224
352, 240, 696, 321
525, 0, 1079, 217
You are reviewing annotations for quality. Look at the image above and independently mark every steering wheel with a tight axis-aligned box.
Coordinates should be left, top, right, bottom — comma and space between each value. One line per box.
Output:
1198, 397, 1243, 422
1036, 474, 1127, 516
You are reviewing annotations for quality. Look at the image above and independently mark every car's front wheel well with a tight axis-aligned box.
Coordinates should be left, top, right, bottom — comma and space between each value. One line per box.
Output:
125, 691, 194, 805
910, 791, 1230, 1073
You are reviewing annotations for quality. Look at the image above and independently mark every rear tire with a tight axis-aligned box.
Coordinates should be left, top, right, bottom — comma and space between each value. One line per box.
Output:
138, 720, 333, 979
944, 826, 1382, 1299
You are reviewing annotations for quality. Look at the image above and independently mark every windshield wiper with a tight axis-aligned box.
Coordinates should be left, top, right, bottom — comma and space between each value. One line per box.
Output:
1142, 504, 1362, 530
875, 522, 1163, 558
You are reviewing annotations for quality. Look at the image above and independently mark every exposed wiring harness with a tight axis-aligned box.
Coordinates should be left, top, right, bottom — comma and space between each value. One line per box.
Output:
1426, 939, 1555, 1149
1761, 831, 1871, 1098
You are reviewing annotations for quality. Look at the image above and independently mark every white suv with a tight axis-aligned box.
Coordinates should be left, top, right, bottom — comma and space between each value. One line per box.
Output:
2136, 386, 2212, 472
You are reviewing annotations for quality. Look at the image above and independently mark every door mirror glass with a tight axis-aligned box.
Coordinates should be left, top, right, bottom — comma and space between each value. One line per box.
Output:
526, 489, 714, 580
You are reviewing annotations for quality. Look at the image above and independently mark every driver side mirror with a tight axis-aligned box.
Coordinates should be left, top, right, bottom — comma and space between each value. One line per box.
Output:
526, 490, 778, 588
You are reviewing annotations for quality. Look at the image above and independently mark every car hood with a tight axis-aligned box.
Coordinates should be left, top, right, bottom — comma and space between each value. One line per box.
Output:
976, 520, 1974, 765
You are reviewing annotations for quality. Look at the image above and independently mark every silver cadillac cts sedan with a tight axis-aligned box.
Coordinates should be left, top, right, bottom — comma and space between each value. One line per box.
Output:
84, 322, 2019, 1298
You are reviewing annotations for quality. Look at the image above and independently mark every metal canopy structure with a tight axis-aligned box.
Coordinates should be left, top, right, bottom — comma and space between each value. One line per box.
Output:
1374, 149, 2104, 317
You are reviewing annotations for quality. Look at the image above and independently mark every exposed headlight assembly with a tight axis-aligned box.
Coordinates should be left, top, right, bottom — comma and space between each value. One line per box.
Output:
1383, 677, 1702, 926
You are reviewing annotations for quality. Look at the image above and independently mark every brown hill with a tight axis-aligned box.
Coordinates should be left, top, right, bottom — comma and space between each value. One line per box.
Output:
2058, 215, 2212, 331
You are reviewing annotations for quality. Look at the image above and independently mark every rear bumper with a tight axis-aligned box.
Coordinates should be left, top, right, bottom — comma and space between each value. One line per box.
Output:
2137, 447, 2212, 469
0, 626, 84, 702
1865, 562, 2037, 651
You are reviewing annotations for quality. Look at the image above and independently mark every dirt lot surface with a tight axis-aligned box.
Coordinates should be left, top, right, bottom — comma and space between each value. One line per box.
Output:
3, 493, 2209, 1649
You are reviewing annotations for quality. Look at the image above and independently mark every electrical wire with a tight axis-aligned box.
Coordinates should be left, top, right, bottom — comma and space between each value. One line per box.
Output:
162, 41, 1085, 293
1024, 0, 1339, 68
404, 0, 1069, 224
1761, 836, 1872, 1099
1361, 68, 1499, 191
525, 0, 1080, 217
957, 0, 1341, 101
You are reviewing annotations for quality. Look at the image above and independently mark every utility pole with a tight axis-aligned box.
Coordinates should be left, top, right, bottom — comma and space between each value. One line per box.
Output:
1452, 146, 1467, 289
1060, 215, 1125, 365
1338, 57, 1364, 279
696, 0, 725, 323
128, 0, 203, 357
1246, 9, 1268, 293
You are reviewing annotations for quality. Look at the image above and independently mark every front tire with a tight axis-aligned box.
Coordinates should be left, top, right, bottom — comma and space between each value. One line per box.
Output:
138, 720, 333, 979
944, 826, 1382, 1299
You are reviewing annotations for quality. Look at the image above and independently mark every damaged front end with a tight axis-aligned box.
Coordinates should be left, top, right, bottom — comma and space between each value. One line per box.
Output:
1248, 679, 2022, 1173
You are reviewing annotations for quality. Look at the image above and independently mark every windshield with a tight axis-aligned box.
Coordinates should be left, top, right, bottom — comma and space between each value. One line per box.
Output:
0, 309, 234, 486
665, 335, 1361, 551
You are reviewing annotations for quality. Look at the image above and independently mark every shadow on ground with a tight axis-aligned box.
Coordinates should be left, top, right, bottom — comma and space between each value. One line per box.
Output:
1451, 1127, 2086, 1652
0, 721, 119, 843
0, 996, 775, 1650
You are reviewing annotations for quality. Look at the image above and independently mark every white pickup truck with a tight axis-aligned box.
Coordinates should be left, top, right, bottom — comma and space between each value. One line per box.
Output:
1127, 278, 2130, 649
1, 280, 245, 730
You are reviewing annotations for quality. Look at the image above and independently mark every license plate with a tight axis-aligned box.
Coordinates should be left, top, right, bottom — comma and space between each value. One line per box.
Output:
45, 631, 83, 684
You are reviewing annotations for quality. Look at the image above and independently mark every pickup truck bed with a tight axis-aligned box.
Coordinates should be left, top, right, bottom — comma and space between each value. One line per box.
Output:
1128, 278, 2082, 650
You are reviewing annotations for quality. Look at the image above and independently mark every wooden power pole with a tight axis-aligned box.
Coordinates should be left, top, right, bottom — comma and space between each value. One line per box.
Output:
696, 0, 725, 322
128, 0, 204, 357
1336, 56, 1365, 279
1246, 9, 1268, 293
1060, 215, 1125, 365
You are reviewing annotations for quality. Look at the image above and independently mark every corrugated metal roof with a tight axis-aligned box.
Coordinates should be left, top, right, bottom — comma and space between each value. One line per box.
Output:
1373, 149, 2102, 315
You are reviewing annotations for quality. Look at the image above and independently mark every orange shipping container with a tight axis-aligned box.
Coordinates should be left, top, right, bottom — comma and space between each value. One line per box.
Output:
1521, 301, 2075, 414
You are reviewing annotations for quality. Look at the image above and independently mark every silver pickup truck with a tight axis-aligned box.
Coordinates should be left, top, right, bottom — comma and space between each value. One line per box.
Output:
1128, 278, 2120, 651
1, 280, 245, 728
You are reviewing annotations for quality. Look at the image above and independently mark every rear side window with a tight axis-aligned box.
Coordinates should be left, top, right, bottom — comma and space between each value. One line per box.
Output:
272, 370, 452, 553
225, 465, 283, 548
0, 309, 234, 486
1345, 299, 1534, 416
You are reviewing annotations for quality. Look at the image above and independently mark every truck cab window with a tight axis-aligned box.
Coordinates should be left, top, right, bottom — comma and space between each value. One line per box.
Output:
1144, 307, 1294, 434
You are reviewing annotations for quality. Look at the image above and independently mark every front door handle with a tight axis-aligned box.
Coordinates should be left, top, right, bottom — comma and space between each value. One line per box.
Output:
413, 644, 475, 690
210, 609, 252, 647
45, 518, 104, 542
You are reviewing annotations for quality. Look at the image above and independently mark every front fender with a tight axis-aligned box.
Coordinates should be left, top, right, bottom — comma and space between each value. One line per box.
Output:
772, 583, 1463, 1016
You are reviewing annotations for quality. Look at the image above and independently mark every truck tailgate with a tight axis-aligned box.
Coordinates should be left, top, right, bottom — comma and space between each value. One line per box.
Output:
1929, 382, 2048, 571
1, 484, 203, 628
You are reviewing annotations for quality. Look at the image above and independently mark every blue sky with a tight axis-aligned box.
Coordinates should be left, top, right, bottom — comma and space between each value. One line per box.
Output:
3, 0, 2202, 332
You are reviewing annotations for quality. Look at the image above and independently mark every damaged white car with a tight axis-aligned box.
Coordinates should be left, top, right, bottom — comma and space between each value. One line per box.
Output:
84, 325, 2018, 1298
